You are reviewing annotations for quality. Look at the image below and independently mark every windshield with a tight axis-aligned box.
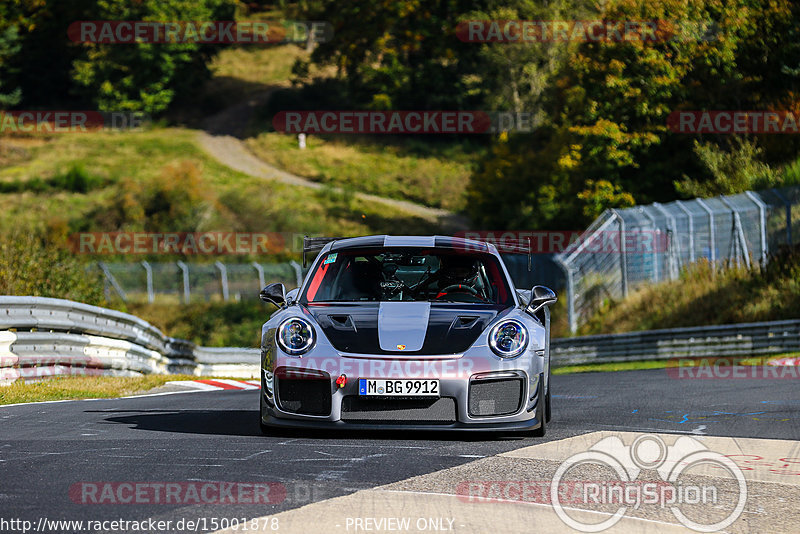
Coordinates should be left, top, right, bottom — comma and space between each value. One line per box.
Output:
301, 247, 513, 305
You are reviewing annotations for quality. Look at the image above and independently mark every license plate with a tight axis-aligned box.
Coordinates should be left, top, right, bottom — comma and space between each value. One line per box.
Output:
359, 379, 439, 397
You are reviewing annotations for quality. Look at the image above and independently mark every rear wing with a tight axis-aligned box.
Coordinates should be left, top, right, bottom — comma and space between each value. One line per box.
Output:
302, 236, 342, 268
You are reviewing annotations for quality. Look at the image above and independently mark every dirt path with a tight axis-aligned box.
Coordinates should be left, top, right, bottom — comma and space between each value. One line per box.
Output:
197, 90, 470, 232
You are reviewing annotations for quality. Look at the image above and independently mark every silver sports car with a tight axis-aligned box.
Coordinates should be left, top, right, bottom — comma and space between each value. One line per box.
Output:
258, 235, 557, 434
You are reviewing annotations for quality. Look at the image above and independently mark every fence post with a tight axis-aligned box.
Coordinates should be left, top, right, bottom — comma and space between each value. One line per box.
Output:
141, 261, 154, 303
97, 262, 127, 302
610, 209, 628, 298
720, 196, 751, 269
653, 202, 680, 280
744, 190, 768, 265
289, 260, 304, 288
252, 262, 265, 290
638, 207, 660, 282
696, 198, 716, 264
215, 261, 229, 301
675, 200, 695, 264
771, 188, 792, 246
554, 256, 576, 334
176, 261, 190, 304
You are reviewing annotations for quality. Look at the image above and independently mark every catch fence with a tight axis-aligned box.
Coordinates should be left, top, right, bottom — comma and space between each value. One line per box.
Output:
554, 186, 800, 333
96, 261, 304, 304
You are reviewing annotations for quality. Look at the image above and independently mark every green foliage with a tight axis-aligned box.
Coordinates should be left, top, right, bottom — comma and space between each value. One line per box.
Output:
70, 0, 235, 114
580, 245, 800, 336
780, 157, 800, 187
0, 0, 234, 113
128, 301, 271, 347
676, 138, 780, 197
0, 232, 106, 305
304, 0, 486, 108
83, 160, 218, 232
468, 0, 800, 229
0, 163, 105, 194
0, 25, 21, 107
578, 179, 635, 219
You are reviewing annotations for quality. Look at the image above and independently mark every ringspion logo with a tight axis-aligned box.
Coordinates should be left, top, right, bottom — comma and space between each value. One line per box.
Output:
550, 434, 746, 532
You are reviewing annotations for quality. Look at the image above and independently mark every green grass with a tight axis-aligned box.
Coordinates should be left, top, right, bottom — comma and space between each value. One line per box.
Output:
209, 45, 308, 89
244, 133, 480, 211
578, 249, 800, 336
553, 359, 673, 374
0, 374, 206, 405
553, 353, 800, 375
126, 301, 272, 347
0, 128, 442, 241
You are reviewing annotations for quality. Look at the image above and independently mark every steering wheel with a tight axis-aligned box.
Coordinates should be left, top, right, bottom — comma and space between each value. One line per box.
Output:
437, 284, 479, 297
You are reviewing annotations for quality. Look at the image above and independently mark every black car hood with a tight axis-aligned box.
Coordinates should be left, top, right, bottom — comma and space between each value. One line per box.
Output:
306, 302, 508, 356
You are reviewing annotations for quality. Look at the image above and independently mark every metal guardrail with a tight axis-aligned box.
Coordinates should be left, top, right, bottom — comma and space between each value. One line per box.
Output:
0, 296, 259, 383
1, 296, 797, 383
551, 319, 800, 366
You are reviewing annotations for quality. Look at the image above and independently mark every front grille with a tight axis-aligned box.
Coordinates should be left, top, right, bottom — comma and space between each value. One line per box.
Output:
469, 378, 523, 416
276, 372, 331, 416
341, 396, 456, 423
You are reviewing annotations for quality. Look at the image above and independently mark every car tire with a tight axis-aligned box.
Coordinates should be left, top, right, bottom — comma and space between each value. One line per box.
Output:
531, 373, 546, 437
545, 370, 552, 423
259, 401, 270, 435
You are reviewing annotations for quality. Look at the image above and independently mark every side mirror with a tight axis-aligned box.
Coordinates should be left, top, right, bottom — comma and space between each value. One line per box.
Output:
527, 285, 557, 315
260, 283, 286, 307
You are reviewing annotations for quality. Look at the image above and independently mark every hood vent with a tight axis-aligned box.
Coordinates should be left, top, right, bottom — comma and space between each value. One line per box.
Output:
325, 314, 356, 331
451, 315, 480, 329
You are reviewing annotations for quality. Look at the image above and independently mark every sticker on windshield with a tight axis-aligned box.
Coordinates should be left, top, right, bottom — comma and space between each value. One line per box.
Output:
323, 253, 338, 265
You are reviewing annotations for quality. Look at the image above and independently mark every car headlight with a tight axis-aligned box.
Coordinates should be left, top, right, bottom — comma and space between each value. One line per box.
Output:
277, 317, 315, 355
489, 320, 528, 359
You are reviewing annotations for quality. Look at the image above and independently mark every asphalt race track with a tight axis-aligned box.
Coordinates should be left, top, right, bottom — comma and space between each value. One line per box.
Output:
2, 369, 799, 533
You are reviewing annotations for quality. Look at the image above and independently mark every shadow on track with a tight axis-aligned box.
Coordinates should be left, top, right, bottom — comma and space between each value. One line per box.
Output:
91, 409, 529, 442
94, 409, 263, 437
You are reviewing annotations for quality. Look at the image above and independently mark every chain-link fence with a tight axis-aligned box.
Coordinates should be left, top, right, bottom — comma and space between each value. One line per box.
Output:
96, 261, 304, 304
554, 186, 800, 334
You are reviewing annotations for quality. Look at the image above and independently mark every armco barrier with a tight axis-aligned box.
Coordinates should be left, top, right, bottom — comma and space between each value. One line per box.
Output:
1, 296, 798, 383
0, 296, 259, 384
551, 319, 800, 366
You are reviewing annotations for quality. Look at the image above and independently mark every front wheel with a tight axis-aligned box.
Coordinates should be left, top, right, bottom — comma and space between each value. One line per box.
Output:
259, 401, 271, 435
545, 370, 552, 423
531, 373, 546, 437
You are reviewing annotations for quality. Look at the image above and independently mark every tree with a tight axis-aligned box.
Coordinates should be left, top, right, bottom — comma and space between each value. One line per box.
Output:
0, 26, 21, 107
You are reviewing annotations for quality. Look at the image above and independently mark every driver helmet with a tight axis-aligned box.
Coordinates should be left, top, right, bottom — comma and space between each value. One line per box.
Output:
437, 255, 481, 288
